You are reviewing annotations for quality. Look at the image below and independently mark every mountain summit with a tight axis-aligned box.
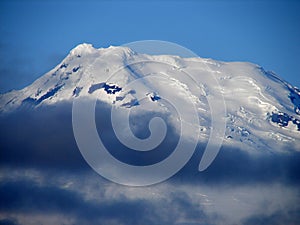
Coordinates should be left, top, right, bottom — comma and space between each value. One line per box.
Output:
0, 43, 299, 153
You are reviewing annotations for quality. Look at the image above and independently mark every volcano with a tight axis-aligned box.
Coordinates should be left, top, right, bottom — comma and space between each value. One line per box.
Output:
1, 43, 299, 152
0, 43, 299, 225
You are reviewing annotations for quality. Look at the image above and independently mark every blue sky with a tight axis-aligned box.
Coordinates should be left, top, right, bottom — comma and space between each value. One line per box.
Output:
0, 0, 299, 93
1, 2, 300, 224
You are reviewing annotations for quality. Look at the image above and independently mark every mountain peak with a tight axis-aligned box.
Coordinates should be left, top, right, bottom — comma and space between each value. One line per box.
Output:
69, 43, 136, 59
70, 43, 96, 56
0, 44, 299, 154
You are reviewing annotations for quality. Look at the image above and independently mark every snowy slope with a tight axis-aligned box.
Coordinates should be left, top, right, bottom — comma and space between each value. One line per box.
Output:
0, 43, 299, 152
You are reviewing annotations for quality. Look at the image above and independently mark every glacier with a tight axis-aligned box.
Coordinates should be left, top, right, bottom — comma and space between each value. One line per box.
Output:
1, 43, 299, 153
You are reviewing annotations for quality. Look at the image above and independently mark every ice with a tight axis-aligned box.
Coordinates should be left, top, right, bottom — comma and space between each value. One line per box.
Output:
0, 43, 299, 153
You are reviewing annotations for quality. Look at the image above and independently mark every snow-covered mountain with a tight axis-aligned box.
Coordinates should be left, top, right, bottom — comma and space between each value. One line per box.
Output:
1, 43, 299, 153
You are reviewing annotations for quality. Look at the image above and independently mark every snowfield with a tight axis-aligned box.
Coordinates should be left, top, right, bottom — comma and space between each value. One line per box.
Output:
1, 43, 299, 153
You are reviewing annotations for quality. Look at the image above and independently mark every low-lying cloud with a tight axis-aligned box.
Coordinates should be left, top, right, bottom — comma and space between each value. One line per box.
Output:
0, 102, 300, 224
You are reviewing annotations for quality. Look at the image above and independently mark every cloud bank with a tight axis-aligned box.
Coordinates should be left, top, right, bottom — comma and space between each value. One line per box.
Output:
0, 102, 299, 224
